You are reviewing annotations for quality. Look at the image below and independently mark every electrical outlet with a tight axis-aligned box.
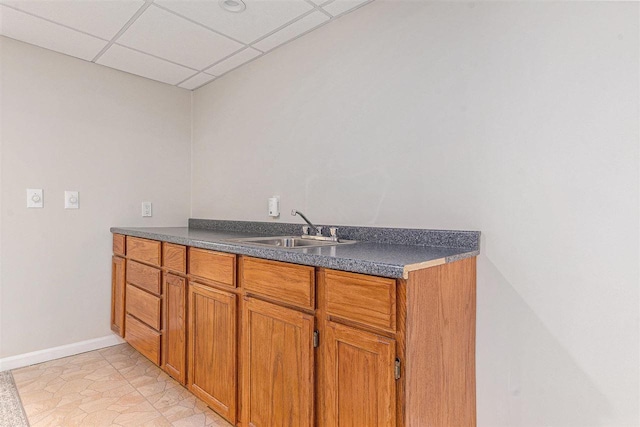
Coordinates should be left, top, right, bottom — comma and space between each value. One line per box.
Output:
142, 202, 152, 217
268, 196, 279, 217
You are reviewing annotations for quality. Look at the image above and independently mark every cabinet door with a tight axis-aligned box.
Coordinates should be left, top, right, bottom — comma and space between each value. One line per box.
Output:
163, 273, 186, 385
111, 256, 126, 337
325, 321, 396, 427
188, 283, 237, 424
242, 297, 314, 427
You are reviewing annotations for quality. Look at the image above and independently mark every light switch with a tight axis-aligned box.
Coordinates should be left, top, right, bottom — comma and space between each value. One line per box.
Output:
142, 202, 152, 217
65, 191, 79, 209
27, 189, 43, 208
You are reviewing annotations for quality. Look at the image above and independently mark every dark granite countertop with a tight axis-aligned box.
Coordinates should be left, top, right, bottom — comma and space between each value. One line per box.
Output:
110, 219, 480, 279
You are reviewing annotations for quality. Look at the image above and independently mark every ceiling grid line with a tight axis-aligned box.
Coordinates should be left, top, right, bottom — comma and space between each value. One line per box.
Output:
0, 0, 376, 89
0, 3, 108, 42
301, 0, 334, 19
171, 0, 364, 89
202, 45, 259, 74
112, 42, 200, 72
325, 0, 375, 19
180, 5, 332, 86
175, 71, 208, 88
90, 0, 154, 63
194, 8, 323, 77
152, 2, 250, 48
246, 7, 322, 46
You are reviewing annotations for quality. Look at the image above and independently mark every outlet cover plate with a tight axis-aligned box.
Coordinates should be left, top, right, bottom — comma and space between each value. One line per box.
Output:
142, 202, 152, 217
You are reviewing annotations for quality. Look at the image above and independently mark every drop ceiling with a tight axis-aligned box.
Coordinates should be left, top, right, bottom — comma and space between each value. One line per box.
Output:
0, 0, 373, 90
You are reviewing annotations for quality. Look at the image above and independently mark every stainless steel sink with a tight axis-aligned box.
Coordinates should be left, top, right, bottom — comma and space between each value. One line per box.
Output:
228, 236, 355, 249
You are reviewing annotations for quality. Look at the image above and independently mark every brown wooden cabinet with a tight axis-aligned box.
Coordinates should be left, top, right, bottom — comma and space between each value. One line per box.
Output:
241, 296, 315, 427
122, 236, 163, 365
318, 269, 399, 427
111, 255, 126, 337
324, 321, 396, 427
163, 273, 187, 384
125, 314, 161, 365
188, 282, 237, 424
111, 234, 477, 427
160, 242, 188, 384
241, 257, 315, 310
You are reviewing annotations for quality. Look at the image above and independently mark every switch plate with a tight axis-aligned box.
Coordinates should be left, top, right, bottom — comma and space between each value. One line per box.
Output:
27, 189, 43, 208
65, 191, 79, 209
268, 196, 279, 217
142, 202, 152, 217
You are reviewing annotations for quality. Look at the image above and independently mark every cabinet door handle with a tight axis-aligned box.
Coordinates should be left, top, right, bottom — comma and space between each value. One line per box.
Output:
313, 330, 320, 348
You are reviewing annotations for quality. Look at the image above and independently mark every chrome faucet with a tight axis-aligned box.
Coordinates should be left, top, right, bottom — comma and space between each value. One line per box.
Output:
291, 210, 340, 242
291, 210, 322, 236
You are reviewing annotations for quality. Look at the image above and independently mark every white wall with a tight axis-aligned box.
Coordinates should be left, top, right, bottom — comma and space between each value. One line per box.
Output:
192, 2, 639, 426
0, 37, 192, 359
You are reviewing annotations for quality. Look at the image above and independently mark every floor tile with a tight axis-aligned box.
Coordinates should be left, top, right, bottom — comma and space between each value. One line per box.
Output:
12, 343, 233, 427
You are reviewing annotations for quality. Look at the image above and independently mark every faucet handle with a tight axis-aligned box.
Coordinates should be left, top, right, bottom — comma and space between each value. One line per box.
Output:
302, 226, 310, 235
315, 226, 323, 236
329, 227, 338, 238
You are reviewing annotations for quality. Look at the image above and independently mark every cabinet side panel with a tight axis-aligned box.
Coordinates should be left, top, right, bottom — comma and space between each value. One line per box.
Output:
405, 257, 476, 427
163, 273, 186, 384
113, 234, 125, 257
111, 256, 126, 336
396, 279, 407, 427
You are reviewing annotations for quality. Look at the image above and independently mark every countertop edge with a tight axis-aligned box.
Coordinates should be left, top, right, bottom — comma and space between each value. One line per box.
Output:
400, 250, 481, 279
111, 227, 479, 279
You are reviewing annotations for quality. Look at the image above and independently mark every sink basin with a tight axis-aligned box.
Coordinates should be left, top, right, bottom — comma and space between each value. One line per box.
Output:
228, 236, 355, 249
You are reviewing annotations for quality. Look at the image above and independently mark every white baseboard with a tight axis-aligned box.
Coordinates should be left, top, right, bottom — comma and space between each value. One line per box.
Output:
0, 334, 125, 372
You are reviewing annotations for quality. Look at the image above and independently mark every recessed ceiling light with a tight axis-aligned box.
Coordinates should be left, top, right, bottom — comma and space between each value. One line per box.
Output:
219, 0, 246, 13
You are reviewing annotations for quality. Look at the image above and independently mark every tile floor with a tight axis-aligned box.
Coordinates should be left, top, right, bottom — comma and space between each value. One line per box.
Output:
12, 343, 233, 427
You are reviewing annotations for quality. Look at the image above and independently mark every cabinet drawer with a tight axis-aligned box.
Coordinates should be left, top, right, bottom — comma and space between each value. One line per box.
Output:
113, 234, 125, 256
127, 237, 161, 266
163, 243, 186, 273
189, 248, 235, 287
242, 257, 315, 310
127, 261, 161, 295
126, 284, 161, 331
325, 270, 396, 333
125, 314, 161, 365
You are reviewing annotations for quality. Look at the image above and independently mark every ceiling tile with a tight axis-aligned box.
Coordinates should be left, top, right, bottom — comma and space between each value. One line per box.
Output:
322, 0, 371, 17
155, 0, 313, 44
253, 11, 329, 52
206, 47, 261, 76
117, 5, 243, 70
308, 0, 332, 5
178, 72, 216, 90
0, 0, 144, 40
0, 5, 107, 61
96, 44, 195, 85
